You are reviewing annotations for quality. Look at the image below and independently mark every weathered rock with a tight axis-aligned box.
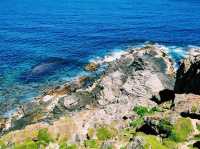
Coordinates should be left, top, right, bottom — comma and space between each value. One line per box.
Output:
175, 55, 200, 94
62, 95, 79, 110
127, 136, 145, 149
96, 45, 175, 105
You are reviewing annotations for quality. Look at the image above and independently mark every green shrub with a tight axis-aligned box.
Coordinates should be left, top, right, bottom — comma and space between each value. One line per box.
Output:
84, 140, 98, 148
37, 128, 53, 145
196, 123, 200, 131
191, 105, 198, 113
120, 127, 136, 141
14, 141, 38, 149
158, 119, 173, 136
96, 127, 113, 141
169, 118, 193, 142
133, 106, 160, 117
60, 143, 77, 149
129, 118, 144, 128
120, 146, 126, 149
194, 134, 200, 141
87, 128, 95, 139
133, 106, 149, 117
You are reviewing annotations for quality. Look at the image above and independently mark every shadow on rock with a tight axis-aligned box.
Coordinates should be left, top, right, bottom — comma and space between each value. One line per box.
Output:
180, 112, 200, 120
150, 89, 175, 108
193, 141, 200, 149
174, 55, 200, 95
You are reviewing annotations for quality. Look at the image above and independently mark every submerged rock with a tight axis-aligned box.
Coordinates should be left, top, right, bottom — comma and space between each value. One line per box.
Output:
84, 62, 99, 72
20, 57, 69, 82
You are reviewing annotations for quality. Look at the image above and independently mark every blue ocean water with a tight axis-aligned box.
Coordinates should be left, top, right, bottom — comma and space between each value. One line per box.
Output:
0, 0, 200, 114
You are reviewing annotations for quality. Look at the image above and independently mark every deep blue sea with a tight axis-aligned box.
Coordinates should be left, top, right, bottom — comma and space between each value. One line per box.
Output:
0, 0, 200, 115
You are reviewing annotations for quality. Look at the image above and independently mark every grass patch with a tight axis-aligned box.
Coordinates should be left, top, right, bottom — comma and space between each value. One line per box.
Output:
191, 105, 198, 113
37, 128, 53, 145
0, 140, 6, 149
60, 143, 77, 149
119, 128, 136, 141
169, 118, 193, 142
196, 123, 200, 131
129, 117, 144, 128
87, 128, 95, 139
158, 119, 173, 136
96, 127, 116, 141
142, 134, 168, 149
84, 140, 99, 148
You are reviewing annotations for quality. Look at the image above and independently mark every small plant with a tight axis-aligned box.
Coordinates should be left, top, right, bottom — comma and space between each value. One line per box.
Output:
133, 106, 149, 117
158, 119, 173, 136
0, 140, 6, 149
196, 123, 200, 131
120, 127, 136, 141
133, 106, 160, 117
87, 128, 95, 139
96, 127, 114, 141
84, 139, 98, 148
191, 105, 198, 113
60, 143, 77, 149
169, 118, 193, 142
120, 146, 126, 149
37, 128, 53, 145
129, 118, 144, 128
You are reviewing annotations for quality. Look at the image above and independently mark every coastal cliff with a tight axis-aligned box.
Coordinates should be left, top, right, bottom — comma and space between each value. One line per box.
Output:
1, 45, 200, 149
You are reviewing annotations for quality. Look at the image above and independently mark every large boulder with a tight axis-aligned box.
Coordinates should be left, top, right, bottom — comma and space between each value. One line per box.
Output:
175, 55, 200, 94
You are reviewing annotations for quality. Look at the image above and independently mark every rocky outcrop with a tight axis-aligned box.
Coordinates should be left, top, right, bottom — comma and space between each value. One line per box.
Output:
95, 45, 175, 106
175, 55, 200, 94
0, 44, 178, 148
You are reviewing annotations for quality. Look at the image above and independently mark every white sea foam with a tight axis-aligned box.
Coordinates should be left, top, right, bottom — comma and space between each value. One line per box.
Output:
89, 45, 142, 65
187, 45, 200, 56
90, 50, 129, 65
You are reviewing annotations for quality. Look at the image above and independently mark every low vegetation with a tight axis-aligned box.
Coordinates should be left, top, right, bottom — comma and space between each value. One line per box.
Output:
169, 118, 193, 142
96, 127, 116, 141
0, 104, 196, 149
133, 106, 160, 117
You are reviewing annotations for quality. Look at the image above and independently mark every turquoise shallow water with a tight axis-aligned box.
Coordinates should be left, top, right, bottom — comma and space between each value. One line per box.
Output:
0, 0, 200, 115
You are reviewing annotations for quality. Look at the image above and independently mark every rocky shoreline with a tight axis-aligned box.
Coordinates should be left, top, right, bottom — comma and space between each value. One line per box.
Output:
1, 44, 200, 149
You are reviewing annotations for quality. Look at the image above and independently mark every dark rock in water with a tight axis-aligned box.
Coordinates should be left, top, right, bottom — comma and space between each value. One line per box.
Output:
20, 57, 70, 82
175, 55, 200, 94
